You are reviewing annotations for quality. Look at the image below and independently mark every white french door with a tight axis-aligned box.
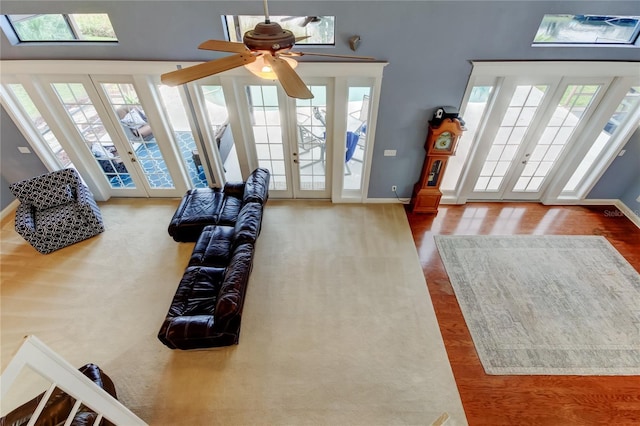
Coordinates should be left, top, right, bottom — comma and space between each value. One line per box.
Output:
38, 75, 186, 197
1, 60, 386, 201
235, 80, 332, 198
466, 77, 610, 201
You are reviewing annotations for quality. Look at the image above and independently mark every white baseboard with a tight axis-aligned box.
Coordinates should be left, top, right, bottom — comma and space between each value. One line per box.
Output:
0, 200, 19, 222
365, 197, 409, 204
614, 200, 640, 229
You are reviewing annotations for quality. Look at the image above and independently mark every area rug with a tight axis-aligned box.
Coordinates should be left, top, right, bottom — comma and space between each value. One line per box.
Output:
435, 235, 640, 375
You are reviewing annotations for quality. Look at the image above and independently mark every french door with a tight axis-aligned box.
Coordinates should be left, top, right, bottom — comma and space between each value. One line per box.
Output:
466, 77, 610, 200
1, 60, 386, 201
236, 80, 332, 198
39, 75, 186, 197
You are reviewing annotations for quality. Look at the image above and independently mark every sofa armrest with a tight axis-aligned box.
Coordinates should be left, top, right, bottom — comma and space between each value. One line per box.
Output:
242, 168, 270, 204
158, 315, 216, 349
75, 183, 95, 205
14, 203, 36, 235
215, 243, 254, 320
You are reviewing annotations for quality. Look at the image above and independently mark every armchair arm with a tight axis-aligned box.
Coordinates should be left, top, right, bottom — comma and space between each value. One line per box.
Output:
73, 184, 104, 227
73, 182, 92, 203
14, 203, 36, 236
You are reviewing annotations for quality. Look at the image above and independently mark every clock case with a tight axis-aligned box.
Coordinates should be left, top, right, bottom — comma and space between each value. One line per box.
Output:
426, 118, 463, 156
410, 117, 464, 214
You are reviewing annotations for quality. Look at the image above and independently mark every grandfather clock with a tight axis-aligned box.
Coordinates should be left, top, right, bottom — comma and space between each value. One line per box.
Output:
410, 117, 464, 214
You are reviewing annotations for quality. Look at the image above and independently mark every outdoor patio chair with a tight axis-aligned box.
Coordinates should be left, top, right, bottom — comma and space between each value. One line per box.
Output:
298, 124, 326, 169
349, 94, 369, 136
9, 168, 105, 254
116, 106, 154, 141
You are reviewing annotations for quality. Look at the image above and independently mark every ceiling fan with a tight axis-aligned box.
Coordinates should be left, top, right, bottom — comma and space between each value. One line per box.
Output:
160, 0, 375, 99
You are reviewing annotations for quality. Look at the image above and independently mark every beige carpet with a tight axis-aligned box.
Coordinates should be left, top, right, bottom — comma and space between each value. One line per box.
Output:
1, 199, 466, 425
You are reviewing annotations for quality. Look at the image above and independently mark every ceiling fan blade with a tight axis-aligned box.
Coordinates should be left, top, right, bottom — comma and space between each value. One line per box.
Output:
198, 40, 248, 53
161, 54, 256, 86
295, 35, 311, 42
264, 53, 314, 99
285, 51, 376, 61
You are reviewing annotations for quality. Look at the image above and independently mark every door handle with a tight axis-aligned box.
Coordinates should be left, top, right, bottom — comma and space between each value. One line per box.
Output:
293, 152, 298, 156
293, 159, 298, 164
131, 158, 137, 162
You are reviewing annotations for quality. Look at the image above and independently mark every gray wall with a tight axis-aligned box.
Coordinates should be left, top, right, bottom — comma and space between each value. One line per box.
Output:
1, 104, 49, 207
588, 129, 640, 214
1, 1, 639, 210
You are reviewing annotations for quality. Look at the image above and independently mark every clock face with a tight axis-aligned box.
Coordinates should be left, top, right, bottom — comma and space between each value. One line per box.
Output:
435, 132, 453, 150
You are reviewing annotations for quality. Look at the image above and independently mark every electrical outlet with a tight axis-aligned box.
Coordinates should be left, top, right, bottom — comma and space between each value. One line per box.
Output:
391, 185, 397, 192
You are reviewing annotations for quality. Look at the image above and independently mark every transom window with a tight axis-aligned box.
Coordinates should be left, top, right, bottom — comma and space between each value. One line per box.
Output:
534, 14, 640, 45
2, 14, 117, 43
225, 15, 335, 45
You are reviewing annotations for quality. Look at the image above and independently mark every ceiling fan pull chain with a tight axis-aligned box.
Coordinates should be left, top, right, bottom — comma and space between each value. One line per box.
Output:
263, 0, 270, 23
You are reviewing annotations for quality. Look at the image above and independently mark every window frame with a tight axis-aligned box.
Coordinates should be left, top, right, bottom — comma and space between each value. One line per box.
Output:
533, 14, 640, 47
223, 15, 336, 47
1, 13, 118, 45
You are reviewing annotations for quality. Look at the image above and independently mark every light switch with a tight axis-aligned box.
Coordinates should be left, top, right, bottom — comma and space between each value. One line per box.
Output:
18, 146, 31, 154
384, 149, 397, 157
618, 149, 626, 156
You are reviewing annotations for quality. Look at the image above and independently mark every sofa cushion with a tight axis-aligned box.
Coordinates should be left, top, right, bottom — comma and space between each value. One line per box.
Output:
168, 188, 225, 242
33, 184, 75, 210
217, 196, 243, 226
10, 177, 75, 210
174, 188, 224, 224
34, 203, 86, 232
167, 266, 226, 317
189, 225, 235, 267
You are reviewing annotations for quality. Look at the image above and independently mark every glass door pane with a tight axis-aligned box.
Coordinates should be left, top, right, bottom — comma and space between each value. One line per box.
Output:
442, 85, 494, 192
100, 83, 175, 189
295, 85, 328, 194
563, 85, 640, 194
509, 84, 602, 194
50, 82, 136, 189
157, 84, 209, 188
199, 85, 241, 181
246, 85, 287, 191
6, 84, 72, 168
344, 87, 371, 191
473, 84, 549, 194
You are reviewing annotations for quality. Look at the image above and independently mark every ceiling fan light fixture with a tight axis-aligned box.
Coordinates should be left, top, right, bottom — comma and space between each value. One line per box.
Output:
244, 53, 297, 80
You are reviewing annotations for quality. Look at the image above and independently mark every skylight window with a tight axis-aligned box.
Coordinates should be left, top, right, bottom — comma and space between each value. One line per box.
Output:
3, 14, 117, 43
534, 14, 640, 45
225, 15, 335, 45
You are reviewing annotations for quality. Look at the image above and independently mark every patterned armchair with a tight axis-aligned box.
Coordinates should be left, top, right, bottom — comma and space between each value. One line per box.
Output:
9, 169, 105, 254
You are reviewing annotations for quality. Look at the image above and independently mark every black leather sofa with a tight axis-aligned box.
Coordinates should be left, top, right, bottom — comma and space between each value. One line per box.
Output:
159, 168, 269, 349
167, 168, 270, 242
0, 364, 117, 426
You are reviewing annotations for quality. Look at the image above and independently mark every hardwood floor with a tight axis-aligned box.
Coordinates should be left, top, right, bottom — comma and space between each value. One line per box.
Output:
406, 203, 640, 426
